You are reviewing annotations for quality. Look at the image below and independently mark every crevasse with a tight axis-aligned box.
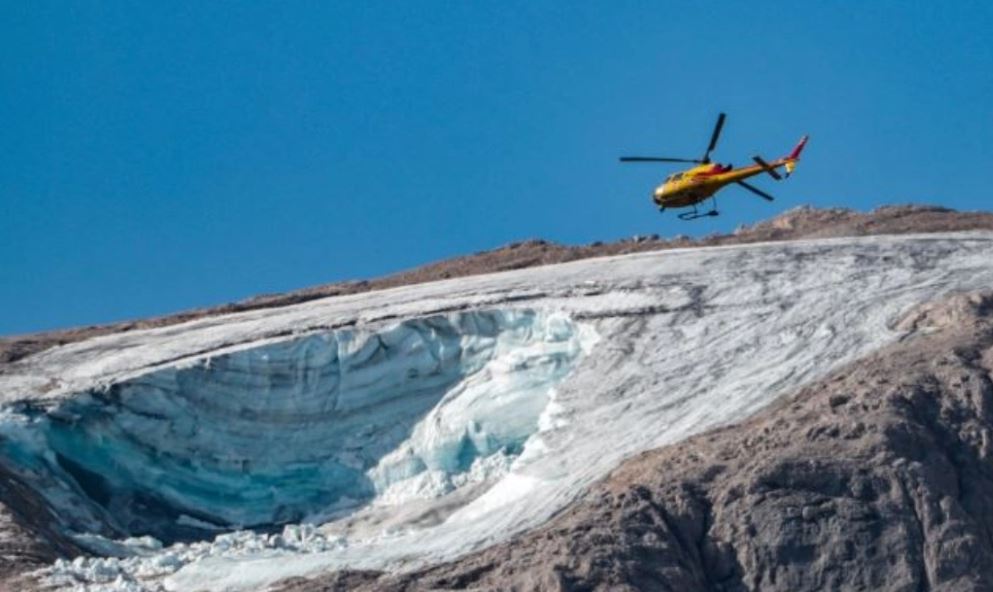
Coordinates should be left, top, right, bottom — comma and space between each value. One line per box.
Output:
0, 309, 586, 546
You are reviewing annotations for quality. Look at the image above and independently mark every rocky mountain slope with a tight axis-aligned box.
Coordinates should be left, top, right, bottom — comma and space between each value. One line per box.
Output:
2, 205, 993, 592
280, 291, 993, 592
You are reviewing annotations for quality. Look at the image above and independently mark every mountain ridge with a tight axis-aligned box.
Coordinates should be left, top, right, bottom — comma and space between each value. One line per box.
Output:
4, 204, 993, 366
3, 206, 993, 591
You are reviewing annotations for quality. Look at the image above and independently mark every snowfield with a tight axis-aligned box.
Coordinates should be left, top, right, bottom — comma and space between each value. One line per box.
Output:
2, 232, 993, 591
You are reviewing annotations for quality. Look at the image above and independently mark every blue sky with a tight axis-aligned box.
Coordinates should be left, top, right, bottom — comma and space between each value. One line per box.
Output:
2, 1, 991, 335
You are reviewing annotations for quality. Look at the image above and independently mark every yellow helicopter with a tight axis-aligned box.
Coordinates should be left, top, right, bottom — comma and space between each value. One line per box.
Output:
620, 113, 808, 220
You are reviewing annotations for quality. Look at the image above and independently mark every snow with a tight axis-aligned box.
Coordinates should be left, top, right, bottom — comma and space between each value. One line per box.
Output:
2, 232, 993, 591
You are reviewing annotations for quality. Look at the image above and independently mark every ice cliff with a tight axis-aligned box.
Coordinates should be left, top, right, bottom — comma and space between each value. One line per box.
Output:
1, 310, 587, 547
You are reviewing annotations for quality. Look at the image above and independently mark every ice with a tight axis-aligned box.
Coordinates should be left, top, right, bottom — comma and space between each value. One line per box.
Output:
0, 310, 585, 546
4, 232, 993, 591
45, 525, 347, 590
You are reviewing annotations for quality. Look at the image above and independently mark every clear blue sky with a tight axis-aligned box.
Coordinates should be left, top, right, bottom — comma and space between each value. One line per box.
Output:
2, 2, 991, 335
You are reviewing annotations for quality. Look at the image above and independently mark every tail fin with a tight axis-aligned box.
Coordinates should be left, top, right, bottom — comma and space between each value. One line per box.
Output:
784, 135, 808, 177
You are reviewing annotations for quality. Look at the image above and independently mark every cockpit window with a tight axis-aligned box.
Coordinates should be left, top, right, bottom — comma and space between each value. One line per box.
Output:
672, 173, 684, 181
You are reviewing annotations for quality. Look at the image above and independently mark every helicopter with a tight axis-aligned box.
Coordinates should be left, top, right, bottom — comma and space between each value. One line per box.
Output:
620, 113, 808, 220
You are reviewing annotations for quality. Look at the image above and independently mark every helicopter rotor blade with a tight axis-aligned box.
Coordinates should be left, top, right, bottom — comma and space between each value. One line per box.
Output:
752, 156, 783, 180
736, 180, 775, 201
701, 112, 726, 163
619, 157, 703, 163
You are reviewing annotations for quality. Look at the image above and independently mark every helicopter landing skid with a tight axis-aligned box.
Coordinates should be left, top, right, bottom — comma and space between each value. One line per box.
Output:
675, 198, 720, 221
677, 209, 719, 220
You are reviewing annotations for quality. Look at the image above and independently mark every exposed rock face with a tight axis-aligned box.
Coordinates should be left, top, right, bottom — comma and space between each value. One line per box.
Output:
276, 291, 993, 591
4, 204, 993, 365
0, 466, 82, 590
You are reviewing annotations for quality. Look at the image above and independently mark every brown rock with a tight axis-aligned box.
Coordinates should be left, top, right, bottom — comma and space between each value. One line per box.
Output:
275, 289, 993, 591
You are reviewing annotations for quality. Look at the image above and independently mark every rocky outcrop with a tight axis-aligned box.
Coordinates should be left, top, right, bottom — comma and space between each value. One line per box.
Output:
4, 205, 993, 365
0, 466, 82, 590
276, 291, 993, 591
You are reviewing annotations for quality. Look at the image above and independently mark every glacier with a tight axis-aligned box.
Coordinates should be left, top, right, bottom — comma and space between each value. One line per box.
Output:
2, 233, 993, 591
0, 310, 589, 541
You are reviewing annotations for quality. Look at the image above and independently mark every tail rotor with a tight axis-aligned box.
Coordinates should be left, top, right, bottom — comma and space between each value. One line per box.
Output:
783, 135, 809, 178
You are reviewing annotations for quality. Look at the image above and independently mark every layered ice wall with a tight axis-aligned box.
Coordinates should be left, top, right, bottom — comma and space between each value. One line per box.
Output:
0, 310, 587, 545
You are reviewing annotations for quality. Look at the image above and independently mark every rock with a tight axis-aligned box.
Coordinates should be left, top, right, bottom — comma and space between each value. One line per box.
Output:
278, 290, 993, 592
